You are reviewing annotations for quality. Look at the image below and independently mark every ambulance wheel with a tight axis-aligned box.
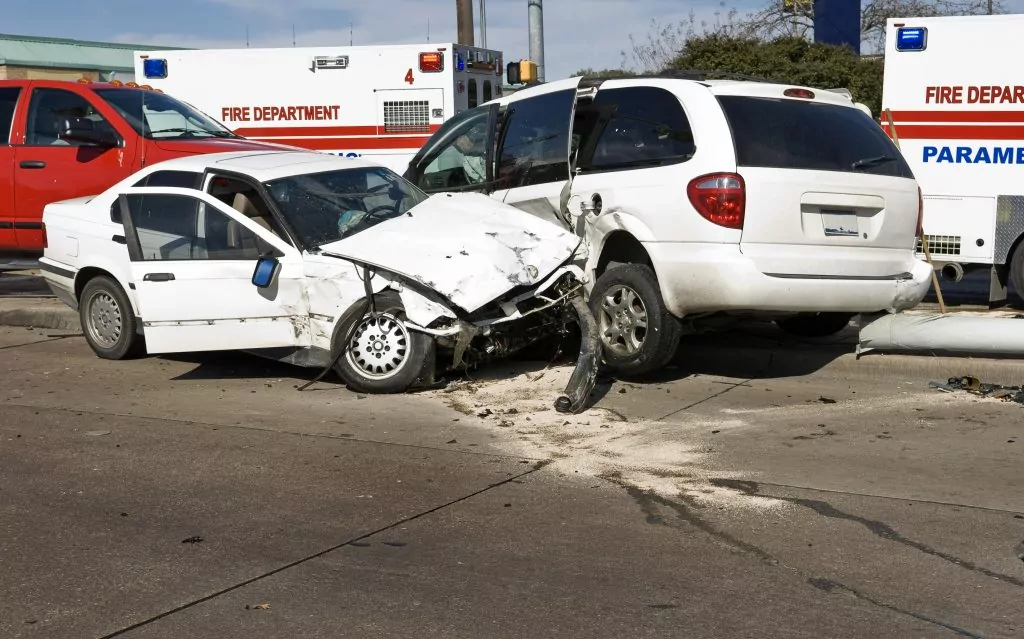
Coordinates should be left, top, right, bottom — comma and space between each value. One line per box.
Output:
1009, 241, 1024, 300
775, 312, 854, 338
79, 275, 143, 360
332, 291, 435, 394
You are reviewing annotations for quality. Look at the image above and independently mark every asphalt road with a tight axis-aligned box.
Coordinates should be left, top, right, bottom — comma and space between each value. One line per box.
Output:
1, 326, 1022, 639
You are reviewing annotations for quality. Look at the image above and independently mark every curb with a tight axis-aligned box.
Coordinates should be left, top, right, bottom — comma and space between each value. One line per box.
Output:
0, 303, 80, 331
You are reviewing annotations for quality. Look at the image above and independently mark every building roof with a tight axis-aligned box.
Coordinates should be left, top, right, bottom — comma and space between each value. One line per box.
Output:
0, 33, 186, 73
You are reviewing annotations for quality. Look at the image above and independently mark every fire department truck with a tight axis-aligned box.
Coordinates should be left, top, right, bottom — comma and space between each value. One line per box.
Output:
133, 43, 505, 174
881, 14, 1024, 304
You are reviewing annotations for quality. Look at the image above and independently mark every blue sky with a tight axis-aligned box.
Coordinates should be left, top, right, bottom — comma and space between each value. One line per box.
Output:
5, 0, 1024, 80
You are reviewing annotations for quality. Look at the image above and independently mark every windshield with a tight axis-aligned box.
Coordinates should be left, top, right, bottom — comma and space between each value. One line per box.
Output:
264, 167, 429, 248
94, 88, 237, 140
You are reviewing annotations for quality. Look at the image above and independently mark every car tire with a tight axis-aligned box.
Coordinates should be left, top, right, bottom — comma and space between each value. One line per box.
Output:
775, 312, 854, 338
589, 264, 682, 378
79, 275, 143, 360
1009, 240, 1024, 300
332, 291, 435, 394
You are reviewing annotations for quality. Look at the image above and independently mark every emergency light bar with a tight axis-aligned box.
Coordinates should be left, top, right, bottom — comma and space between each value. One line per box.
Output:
896, 27, 927, 52
314, 55, 349, 69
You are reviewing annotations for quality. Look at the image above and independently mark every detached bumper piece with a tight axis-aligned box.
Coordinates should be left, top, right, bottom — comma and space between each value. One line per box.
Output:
555, 294, 601, 415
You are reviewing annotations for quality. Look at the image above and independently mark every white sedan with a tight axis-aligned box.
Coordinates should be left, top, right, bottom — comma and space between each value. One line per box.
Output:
39, 151, 599, 411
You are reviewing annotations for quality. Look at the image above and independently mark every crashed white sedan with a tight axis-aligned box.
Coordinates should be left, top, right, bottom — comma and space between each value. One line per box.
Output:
39, 151, 599, 412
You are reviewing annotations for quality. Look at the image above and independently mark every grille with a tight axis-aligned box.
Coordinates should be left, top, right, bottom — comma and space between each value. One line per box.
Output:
917, 234, 961, 255
383, 100, 430, 133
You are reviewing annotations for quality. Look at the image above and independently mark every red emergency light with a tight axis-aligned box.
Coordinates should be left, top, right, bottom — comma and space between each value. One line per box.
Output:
419, 52, 444, 73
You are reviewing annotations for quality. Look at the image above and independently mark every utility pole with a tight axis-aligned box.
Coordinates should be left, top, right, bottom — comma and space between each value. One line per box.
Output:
528, 0, 545, 82
456, 0, 475, 46
988, 0, 994, 14
479, 0, 488, 48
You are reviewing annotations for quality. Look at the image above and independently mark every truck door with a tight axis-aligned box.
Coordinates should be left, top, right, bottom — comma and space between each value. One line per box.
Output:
373, 88, 445, 174
116, 187, 309, 354
13, 86, 135, 251
0, 86, 20, 251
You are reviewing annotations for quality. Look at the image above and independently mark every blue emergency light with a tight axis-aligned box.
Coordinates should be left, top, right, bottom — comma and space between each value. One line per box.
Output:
456, 52, 465, 71
896, 27, 927, 52
142, 58, 168, 79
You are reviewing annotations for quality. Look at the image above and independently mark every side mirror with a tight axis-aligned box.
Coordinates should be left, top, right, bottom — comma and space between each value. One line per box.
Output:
62, 118, 118, 147
251, 255, 280, 289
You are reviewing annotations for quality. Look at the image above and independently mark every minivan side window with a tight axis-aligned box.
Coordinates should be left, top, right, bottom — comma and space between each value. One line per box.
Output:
496, 89, 576, 189
577, 87, 696, 172
410, 106, 490, 192
25, 88, 118, 147
0, 87, 21, 145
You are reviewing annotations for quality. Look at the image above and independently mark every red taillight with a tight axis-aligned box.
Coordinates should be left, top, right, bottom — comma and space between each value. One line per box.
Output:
915, 186, 924, 236
40, 222, 48, 249
419, 52, 444, 73
687, 173, 745, 229
783, 88, 815, 100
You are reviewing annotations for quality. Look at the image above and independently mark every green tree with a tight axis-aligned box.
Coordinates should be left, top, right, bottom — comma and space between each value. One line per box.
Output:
666, 34, 885, 115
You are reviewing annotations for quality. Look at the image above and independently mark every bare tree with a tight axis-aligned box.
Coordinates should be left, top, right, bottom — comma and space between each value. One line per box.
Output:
621, 2, 742, 72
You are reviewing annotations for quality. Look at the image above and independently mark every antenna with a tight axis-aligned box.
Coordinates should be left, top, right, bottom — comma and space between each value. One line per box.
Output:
245, 25, 250, 48
350, 22, 353, 46
427, 18, 430, 42
292, 24, 296, 47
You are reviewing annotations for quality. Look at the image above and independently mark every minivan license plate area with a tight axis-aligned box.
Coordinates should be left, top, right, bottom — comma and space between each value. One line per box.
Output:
820, 210, 859, 237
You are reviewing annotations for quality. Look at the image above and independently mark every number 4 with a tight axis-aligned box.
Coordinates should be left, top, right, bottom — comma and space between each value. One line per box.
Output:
405, 69, 414, 85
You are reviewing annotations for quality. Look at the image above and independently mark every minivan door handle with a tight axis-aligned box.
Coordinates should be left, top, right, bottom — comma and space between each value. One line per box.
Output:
19, 161, 46, 169
143, 273, 175, 282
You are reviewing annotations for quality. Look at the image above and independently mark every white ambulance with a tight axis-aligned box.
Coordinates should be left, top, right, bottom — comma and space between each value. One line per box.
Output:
133, 43, 505, 174
882, 14, 1024, 303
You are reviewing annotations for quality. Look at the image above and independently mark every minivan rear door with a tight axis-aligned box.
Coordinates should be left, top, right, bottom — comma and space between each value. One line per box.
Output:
714, 88, 919, 279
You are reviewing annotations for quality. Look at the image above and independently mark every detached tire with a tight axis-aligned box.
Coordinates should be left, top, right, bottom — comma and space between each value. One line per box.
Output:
79, 275, 142, 360
332, 291, 435, 394
775, 312, 854, 338
589, 264, 682, 378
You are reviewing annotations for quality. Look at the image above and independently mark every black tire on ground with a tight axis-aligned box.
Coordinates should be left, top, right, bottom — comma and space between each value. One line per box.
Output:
1009, 240, 1024, 300
332, 291, 435, 394
78, 275, 143, 360
588, 263, 682, 378
775, 312, 855, 338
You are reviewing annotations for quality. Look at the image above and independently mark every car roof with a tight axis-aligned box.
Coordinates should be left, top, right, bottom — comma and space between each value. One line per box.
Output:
140, 151, 385, 181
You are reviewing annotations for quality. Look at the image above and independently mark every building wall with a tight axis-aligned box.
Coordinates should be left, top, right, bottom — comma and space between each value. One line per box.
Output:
0, 65, 102, 81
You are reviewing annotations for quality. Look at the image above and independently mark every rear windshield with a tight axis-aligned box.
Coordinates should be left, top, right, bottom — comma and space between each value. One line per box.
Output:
717, 96, 914, 179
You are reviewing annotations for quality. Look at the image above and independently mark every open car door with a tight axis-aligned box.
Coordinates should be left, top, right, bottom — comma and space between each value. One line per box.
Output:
116, 186, 309, 354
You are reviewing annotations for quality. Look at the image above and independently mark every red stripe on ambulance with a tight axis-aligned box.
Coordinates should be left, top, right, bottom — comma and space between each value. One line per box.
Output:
246, 135, 434, 150
882, 123, 1024, 140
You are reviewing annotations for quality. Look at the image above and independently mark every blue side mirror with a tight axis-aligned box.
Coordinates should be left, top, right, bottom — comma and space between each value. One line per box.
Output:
252, 256, 280, 288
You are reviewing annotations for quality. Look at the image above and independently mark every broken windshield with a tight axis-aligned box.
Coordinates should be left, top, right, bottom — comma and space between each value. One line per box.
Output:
264, 167, 429, 249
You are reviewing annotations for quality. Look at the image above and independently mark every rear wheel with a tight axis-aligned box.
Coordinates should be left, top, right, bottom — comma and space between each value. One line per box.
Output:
79, 275, 142, 360
589, 264, 682, 378
332, 292, 435, 394
775, 312, 854, 338
1009, 240, 1024, 300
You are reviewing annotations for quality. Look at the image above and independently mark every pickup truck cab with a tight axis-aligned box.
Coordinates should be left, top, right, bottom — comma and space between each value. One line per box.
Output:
0, 78, 292, 256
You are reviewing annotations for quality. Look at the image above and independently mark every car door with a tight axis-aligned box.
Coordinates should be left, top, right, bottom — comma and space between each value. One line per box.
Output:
489, 83, 582, 229
13, 85, 136, 251
116, 186, 309, 354
404, 103, 497, 193
0, 85, 20, 251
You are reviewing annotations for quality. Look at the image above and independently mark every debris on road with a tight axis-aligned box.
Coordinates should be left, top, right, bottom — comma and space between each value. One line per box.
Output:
245, 603, 271, 611
181, 536, 204, 544
929, 376, 1024, 404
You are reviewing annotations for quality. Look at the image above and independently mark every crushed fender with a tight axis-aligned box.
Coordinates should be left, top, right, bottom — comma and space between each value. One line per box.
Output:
555, 294, 601, 414
930, 375, 1024, 404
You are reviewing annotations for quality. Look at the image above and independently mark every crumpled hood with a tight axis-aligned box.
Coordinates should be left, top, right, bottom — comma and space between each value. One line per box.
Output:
319, 192, 581, 313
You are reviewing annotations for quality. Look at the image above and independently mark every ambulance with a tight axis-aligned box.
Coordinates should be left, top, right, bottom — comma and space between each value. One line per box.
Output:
133, 43, 505, 174
881, 14, 1024, 304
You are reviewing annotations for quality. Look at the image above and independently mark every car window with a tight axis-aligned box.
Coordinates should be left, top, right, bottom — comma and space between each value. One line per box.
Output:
577, 87, 696, 172
95, 88, 236, 140
468, 79, 478, 108
206, 175, 289, 241
483, 80, 493, 103
0, 87, 20, 145
497, 89, 575, 189
717, 95, 914, 178
133, 170, 202, 188
124, 193, 264, 261
25, 88, 118, 147
412, 106, 490, 192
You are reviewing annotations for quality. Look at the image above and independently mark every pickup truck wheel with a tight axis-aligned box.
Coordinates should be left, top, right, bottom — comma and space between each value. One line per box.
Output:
775, 312, 854, 338
79, 275, 141, 360
589, 264, 682, 378
333, 292, 435, 394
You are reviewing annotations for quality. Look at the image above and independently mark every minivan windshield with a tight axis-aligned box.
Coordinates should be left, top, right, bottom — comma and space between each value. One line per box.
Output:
717, 96, 914, 179
95, 88, 238, 140
264, 167, 429, 248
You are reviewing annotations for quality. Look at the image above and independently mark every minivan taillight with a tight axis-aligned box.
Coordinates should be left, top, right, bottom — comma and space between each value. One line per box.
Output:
915, 186, 924, 236
687, 173, 745, 229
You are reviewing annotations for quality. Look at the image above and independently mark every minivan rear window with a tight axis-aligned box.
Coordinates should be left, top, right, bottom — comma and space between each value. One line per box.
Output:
718, 96, 914, 179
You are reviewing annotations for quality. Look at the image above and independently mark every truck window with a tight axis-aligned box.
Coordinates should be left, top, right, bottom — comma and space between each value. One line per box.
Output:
468, 79, 478, 109
577, 87, 696, 172
717, 95, 914, 178
124, 193, 264, 261
25, 88, 117, 147
410, 106, 490, 192
496, 89, 575, 189
95, 88, 235, 140
0, 87, 20, 145
483, 81, 493, 103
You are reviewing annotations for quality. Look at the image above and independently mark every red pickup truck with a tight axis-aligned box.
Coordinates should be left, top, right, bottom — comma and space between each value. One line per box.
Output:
0, 79, 292, 257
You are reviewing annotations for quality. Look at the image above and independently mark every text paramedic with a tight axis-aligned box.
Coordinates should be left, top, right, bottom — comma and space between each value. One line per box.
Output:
220, 105, 341, 122
923, 146, 1024, 164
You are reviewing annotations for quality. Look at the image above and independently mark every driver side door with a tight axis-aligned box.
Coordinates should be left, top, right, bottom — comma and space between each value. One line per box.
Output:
117, 186, 309, 354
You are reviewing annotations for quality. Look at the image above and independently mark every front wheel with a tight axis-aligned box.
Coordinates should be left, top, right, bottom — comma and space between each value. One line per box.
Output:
775, 312, 854, 338
589, 264, 682, 378
79, 275, 143, 360
332, 292, 435, 394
